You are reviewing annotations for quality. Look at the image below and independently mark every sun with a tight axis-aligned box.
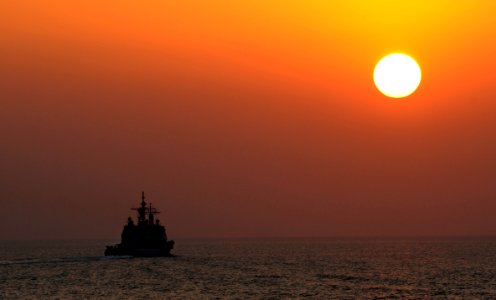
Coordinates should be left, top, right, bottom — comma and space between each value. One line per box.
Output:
373, 53, 421, 98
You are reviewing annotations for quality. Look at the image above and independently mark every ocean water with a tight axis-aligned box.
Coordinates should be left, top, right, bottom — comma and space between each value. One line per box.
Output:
1, 238, 496, 299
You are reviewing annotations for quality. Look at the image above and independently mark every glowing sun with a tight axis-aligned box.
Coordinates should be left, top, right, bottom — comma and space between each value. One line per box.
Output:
374, 53, 421, 98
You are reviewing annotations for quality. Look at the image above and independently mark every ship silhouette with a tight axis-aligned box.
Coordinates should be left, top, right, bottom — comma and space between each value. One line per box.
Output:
105, 191, 175, 257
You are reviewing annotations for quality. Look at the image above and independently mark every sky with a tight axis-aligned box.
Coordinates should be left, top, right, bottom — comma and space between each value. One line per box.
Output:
1, 0, 496, 240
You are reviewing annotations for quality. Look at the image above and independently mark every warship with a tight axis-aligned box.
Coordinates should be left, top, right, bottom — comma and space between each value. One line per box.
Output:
105, 191, 175, 257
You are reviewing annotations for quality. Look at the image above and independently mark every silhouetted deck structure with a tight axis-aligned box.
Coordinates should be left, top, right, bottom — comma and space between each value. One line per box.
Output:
105, 191, 174, 257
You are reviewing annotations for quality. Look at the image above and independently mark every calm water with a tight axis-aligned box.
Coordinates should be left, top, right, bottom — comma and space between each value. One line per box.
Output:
1, 238, 496, 299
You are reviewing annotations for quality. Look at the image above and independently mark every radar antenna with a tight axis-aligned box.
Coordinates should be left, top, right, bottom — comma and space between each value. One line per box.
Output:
131, 191, 160, 225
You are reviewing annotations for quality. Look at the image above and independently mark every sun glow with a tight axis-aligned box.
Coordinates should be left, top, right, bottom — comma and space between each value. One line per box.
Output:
374, 53, 421, 98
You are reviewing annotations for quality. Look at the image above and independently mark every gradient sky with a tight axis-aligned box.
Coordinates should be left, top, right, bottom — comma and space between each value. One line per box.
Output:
1, 1, 496, 239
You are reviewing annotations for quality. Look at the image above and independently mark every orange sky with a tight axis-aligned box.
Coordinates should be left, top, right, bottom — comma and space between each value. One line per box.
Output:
1, 1, 496, 239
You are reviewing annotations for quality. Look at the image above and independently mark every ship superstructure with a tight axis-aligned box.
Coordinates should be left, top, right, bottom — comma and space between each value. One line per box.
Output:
105, 191, 174, 257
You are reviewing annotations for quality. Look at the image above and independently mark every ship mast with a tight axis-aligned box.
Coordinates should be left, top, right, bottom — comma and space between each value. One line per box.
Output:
131, 191, 160, 225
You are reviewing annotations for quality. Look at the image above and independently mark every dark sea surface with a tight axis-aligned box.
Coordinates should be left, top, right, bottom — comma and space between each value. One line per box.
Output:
1, 238, 496, 299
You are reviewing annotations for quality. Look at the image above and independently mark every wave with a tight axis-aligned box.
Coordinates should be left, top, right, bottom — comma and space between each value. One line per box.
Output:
0, 255, 132, 265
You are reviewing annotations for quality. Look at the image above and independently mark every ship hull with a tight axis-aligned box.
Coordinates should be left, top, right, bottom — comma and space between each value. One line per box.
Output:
105, 246, 174, 257
105, 241, 175, 257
